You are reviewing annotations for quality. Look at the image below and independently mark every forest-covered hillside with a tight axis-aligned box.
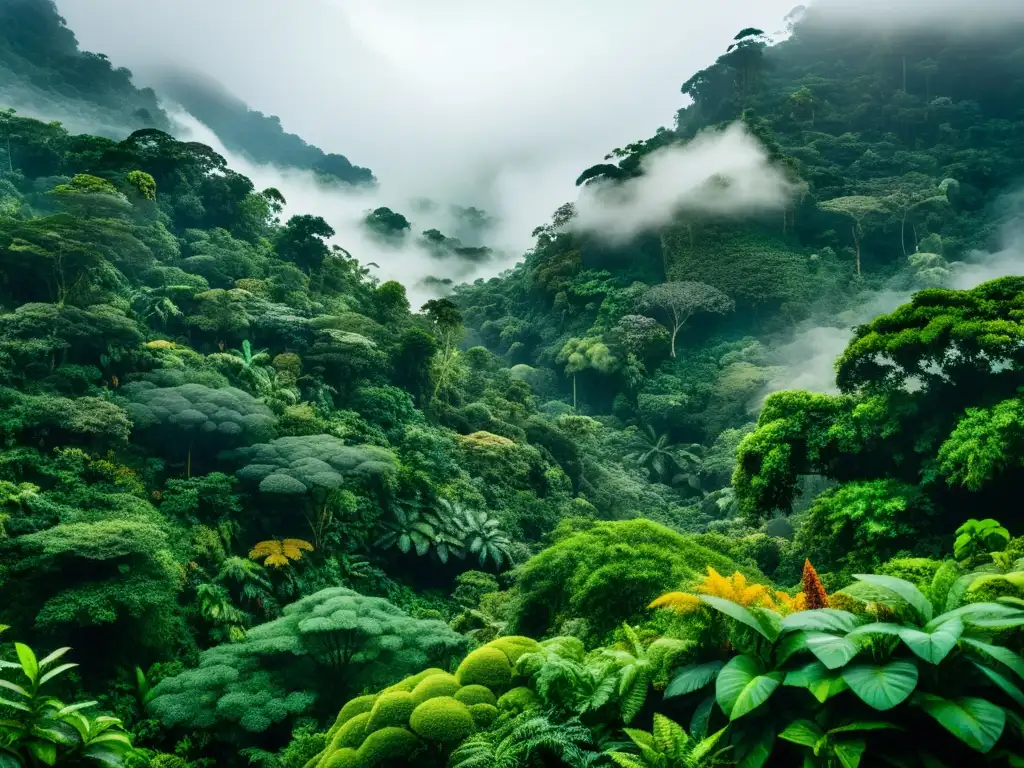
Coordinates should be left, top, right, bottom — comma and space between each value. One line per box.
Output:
1, 2, 1024, 767
0, 0, 374, 184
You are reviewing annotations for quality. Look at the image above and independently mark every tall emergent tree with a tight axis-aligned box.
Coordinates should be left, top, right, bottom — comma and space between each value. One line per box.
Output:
636, 281, 734, 358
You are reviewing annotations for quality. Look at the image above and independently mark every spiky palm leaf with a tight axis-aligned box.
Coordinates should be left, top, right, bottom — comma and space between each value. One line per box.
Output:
440, 499, 514, 570
628, 425, 702, 487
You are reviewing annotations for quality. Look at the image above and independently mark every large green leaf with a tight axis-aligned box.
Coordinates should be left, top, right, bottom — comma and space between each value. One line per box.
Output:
778, 719, 823, 747
781, 609, 863, 634
665, 660, 724, 698
736, 724, 775, 768
925, 602, 1023, 632
716, 655, 784, 720
834, 739, 867, 768
805, 632, 860, 670
847, 622, 903, 638
0, 753, 21, 768
700, 596, 778, 641
14, 644, 38, 685
852, 574, 932, 623
916, 694, 1005, 753
897, 619, 963, 664
785, 661, 849, 702
843, 661, 919, 711
961, 637, 1024, 680
776, 631, 810, 665
974, 662, 1024, 709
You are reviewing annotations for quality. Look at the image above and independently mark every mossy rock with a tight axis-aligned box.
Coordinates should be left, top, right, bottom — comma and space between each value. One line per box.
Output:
356, 727, 420, 766
497, 686, 539, 714
455, 646, 512, 689
454, 684, 497, 707
468, 703, 499, 728
381, 667, 446, 694
329, 712, 370, 751
320, 749, 364, 768
409, 696, 476, 743
409, 672, 460, 704
366, 691, 417, 732
486, 636, 541, 665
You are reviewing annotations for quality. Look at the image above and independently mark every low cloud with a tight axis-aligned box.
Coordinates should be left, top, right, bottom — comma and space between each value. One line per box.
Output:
762, 191, 1024, 398
571, 123, 797, 242
173, 111, 507, 307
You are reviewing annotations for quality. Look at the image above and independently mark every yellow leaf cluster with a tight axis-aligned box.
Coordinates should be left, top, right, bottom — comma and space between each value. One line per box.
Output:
649, 568, 806, 615
248, 538, 314, 568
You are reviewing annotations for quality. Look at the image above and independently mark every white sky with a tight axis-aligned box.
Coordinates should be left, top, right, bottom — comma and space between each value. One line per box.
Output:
55, 0, 797, 238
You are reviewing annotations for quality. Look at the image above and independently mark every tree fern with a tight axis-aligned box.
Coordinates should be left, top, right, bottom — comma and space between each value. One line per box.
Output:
450, 710, 598, 768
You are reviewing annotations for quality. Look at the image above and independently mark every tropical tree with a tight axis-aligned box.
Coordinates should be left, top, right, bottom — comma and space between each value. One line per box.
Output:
636, 282, 734, 358
628, 425, 703, 488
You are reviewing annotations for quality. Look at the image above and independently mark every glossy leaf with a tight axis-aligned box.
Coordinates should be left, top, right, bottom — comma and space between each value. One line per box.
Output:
916, 693, 1005, 753
700, 595, 778, 641
778, 719, 823, 747
843, 661, 919, 711
897, 619, 963, 664
780, 609, 862, 634
805, 631, 860, 670
716, 655, 783, 720
852, 574, 932, 623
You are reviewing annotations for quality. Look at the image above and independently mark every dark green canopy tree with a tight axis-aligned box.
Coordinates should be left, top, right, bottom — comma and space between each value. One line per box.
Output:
147, 588, 467, 746
121, 382, 277, 477
228, 435, 396, 547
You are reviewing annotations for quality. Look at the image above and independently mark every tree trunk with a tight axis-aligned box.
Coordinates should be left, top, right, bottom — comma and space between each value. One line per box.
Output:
572, 374, 577, 411
852, 224, 861, 276
670, 325, 679, 358
187, 442, 193, 478
900, 211, 908, 257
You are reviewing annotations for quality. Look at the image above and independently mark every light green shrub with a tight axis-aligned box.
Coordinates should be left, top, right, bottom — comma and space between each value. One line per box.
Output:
328, 712, 370, 751
496, 686, 539, 714
454, 646, 511, 688
381, 667, 445, 694
468, 703, 498, 728
487, 635, 541, 665
366, 691, 416, 732
409, 697, 475, 743
409, 672, 460, 704
320, 748, 363, 768
356, 727, 420, 766
453, 684, 497, 707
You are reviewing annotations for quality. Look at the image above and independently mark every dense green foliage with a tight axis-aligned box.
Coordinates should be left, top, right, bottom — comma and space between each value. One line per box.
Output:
2, 1, 1024, 766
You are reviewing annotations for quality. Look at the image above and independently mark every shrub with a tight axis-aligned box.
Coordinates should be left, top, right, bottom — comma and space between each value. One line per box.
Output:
356, 727, 421, 765
496, 686, 539, 714
320, 749, 363, 768
455, 646, 512, 689
381, 668, 445, 694
453, 685, 497, 707
366, 691, 417, 731
330, 712, 370, 750
409, 673, 460, 704
409, 697, 476, 743
512, 518, 750, 639
468, 703, 499, 728
330, 695, 376, 737
486, 635, 541, 665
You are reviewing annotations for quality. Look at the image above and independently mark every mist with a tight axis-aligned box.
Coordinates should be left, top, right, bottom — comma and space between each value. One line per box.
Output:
762, 192, 1024, 399
571, 122, 797, 242
54, 0, 797, 279
170, 111, 509, 307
